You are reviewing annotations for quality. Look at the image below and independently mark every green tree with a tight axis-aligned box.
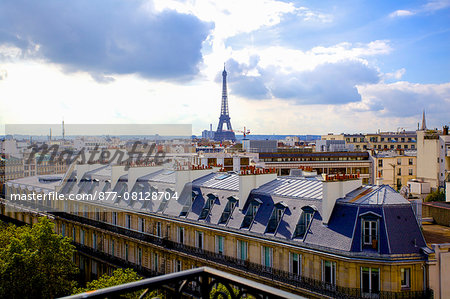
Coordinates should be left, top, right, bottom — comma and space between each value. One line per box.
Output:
0, 217, 78, 299
73, 268, 151, 298
425, 189, 445, 202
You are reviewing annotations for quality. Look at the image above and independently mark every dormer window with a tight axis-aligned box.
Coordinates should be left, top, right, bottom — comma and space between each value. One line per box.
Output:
363, 219, 378, 249
199, 194, 216, 220
360, 212, 381, 251
219, 196, 237, 224
157, 188, 174, 212
241, 198, 262, 229
180, 190, 198, 217
266, 202, 287, 234
294, 206, 315, 238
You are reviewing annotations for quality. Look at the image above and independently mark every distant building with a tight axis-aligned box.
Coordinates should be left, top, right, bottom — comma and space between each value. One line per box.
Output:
315, 139, 354, 152
322, 131, 417, 151
371, 149, 416, 190
417, 126, 450, 189
258, 151, 372, 184
242, 139, 278, 153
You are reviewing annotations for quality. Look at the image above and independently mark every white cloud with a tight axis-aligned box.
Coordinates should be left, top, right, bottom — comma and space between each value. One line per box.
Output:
383, 68, 406, 80
389, 10, 415, 18
389, 0, 450, 18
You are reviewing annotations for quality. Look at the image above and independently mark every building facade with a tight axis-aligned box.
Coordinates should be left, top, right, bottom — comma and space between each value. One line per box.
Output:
371, 150, 417, 190
0, 163, 434, 298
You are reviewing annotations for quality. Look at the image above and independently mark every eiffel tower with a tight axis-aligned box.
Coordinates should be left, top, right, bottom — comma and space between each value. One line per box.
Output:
214, 65, 236, 142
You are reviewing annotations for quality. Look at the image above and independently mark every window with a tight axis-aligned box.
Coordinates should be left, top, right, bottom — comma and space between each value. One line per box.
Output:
125, 244, 129, 261
111, 240, 115, 256
322, 260, 336, 286
266, 203, 286, 234
72, 227, 77, 242
95, 208, 100, 221
199, 194, 216, 220
125, 214, 131, 229
397, 168, 401, 175
401, 268, 410, 289
92, 233, 97, 250
219, 196, 237, 224
83, 205, 88, 217
290, 253, 301, 276
411, 145, 415, 149
137, 248, 142, 266
195, 231, 204, 249
409, 169, 413, 176
64, 201, 68, 212
241, 198, 262, 229
156, 222, 162, 237
174, 259, 182, 272
378, 160, 383, 167
261, 246, 273, 268
61, 223, 66, 237
178, 227, 185, 244
237, 240, 248, 261
80, 229, 85, 245
180, 191, 198, 217
362, 267, 380, 295
112, 212, 117, 225
153, 253, 159, 272
294, 207, 314, 238
215, 235, 224, 254
363, 219, 378, 249
92, 261, 97, 275
138, 218, 145, 232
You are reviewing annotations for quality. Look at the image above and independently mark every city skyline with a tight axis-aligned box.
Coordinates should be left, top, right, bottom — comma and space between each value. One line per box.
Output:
0, 0, 449, 135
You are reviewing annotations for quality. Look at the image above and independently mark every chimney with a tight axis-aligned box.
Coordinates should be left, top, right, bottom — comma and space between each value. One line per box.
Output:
444, 125, 449, 136
376, 177, 383, 186
239, 172, 277, 204
322, 178, 362, 225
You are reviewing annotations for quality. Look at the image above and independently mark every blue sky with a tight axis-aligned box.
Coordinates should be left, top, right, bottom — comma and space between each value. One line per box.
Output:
0, 0, 449, 135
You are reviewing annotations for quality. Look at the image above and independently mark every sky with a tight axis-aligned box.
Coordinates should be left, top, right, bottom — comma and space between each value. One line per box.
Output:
0, 0, 449, 136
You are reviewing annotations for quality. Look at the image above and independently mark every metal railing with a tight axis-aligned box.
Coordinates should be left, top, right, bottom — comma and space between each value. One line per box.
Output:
47, 211, 434, 299
61, 266, 305, 299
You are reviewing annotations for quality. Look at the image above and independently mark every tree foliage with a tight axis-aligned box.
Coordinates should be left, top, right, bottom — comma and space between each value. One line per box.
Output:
425, 189, 445, 202
73, 268, 144, 298
0, 217, 78, 299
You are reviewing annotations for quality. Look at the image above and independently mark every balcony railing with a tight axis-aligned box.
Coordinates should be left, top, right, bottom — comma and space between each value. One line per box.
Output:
48, 211, 434, 299
60, 266, 303, 299
0, 201, 434, 299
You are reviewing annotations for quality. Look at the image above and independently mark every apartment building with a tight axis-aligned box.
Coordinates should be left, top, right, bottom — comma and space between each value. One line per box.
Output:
417, 127, 450, 189
258, 151, 372, 184
371, 150, 416, 190
0, 163, 434, 298
322, 132, 417, 151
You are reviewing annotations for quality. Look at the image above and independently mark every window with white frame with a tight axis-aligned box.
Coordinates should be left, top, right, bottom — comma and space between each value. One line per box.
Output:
125, 214, 131, 229
80, 229, 85, 245
92, 233, 97, 250
237, 240, 248, 261
401, 268, 410, 289
178, 227, 185, 244
361, 267, 380, 295
156, 222, 162, 237
322, 260, 336, 286
362, 219, 378, 249
195, 231, 204, 249
261, 246, 273, 268
290, 252, 301, 276
153, 253, 159, 272
138, 217, 145, 232
174, 259, 182, 272
215, 235, 224, 254
137, 248, 142, 266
